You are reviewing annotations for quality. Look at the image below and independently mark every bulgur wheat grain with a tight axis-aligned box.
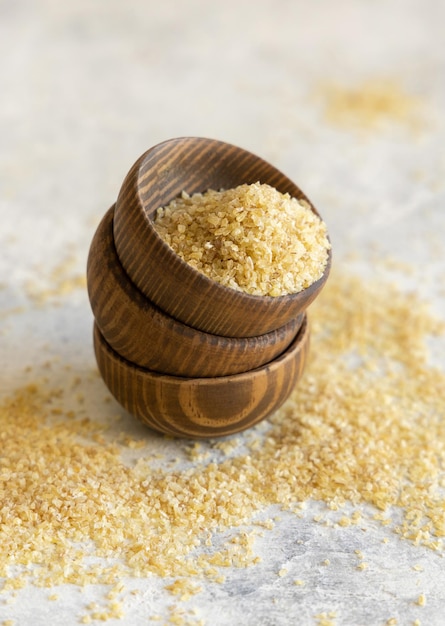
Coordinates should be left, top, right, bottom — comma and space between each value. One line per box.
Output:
154, 183, 330, 296
1, 268, 444, 621
318, 79, 421, 131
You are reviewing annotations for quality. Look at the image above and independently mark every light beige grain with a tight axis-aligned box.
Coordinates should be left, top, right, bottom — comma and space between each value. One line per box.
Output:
318, 78, 421, 131
416, 594, 426, 607
154, 182, 330, 296
0, 267, 444, 621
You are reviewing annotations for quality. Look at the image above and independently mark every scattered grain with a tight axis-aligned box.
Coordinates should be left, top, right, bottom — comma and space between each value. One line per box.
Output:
24, 254, 86, 305
212, 438, 240, 456
0, 306, 25, 321
416, 593, 426, 607
167, 605, 204, 626
1, 267, 444, 622
318, 78, 422, 131
165, 579, 203, 602
315, 611, 337, 626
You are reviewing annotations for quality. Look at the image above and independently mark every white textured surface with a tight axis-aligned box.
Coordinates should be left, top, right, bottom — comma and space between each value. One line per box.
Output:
1, 1, 445, 625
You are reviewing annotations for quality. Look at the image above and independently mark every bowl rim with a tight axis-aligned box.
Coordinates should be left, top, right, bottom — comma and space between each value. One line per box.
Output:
95, 312, 309, 385
130, 136, 331, 305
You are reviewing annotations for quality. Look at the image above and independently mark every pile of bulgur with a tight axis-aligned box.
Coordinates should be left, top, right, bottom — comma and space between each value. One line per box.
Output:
154, 183, 330, 297
1, 269, 444, 622
318, 79, 421, 131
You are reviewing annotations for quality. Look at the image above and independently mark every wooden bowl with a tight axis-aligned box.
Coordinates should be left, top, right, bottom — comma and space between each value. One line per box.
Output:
87, 206, 304, 377
93, 315, 310, 439
113, 137, 331, 337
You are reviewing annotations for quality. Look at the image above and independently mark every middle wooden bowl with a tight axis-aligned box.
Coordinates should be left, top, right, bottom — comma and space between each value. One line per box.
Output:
93, 314, 310, 439
87, 206, 303, 377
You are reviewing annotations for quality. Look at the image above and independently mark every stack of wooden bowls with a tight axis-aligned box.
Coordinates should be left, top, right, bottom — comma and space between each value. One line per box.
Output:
87, 137, 331, 438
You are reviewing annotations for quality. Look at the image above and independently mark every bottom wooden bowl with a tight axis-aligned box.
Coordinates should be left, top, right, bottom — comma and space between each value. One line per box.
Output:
93, 315, 310, 439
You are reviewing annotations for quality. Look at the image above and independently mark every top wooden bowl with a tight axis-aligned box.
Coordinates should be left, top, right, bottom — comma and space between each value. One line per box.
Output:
114, 137, 331, 338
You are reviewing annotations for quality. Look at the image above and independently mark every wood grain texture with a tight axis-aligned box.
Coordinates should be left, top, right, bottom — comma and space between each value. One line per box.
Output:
113, 137, 331, 337
87, 206, 304, 377
93, 315, 310, 439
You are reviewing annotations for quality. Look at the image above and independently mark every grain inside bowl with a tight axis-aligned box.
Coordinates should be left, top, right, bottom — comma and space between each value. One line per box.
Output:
154, 182, 331, 297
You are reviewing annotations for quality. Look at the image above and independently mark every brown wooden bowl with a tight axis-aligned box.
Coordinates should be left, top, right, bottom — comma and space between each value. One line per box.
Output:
113, 137, 331, 338
93, 315, 310, 439
87, 206, 304, 377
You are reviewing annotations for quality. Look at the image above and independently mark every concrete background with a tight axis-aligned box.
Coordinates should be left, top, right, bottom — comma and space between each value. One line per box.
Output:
1, 1, 444, 624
